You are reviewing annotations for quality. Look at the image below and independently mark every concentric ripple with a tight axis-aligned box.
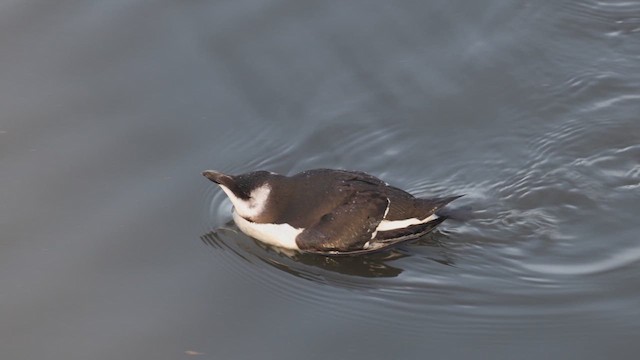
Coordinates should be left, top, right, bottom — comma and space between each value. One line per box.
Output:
198, 101, 640, 333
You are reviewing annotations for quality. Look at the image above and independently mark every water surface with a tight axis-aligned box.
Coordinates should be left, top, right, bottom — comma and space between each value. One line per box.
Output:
1, 1, 640, 359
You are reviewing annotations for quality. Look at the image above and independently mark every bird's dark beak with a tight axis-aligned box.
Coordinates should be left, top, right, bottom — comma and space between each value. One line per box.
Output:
202, 170, 233, 186
203, 169, 250, 199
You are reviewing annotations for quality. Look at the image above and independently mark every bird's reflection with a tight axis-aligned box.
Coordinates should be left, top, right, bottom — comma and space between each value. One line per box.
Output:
200, 221, 456, 280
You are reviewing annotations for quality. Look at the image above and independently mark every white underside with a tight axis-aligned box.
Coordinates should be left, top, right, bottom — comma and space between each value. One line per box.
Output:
233, 211, 302, 250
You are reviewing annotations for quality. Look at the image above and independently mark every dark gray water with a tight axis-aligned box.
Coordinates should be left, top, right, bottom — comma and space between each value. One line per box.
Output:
2, 1, 640, 359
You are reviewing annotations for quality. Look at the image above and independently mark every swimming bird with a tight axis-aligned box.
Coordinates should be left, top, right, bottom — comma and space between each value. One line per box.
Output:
203, 169, 461, 255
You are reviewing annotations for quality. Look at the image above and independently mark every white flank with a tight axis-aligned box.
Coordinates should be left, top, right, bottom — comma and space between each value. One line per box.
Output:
233, 211, 302, 250
375, 213, 439, 232
218, 184, 270, 219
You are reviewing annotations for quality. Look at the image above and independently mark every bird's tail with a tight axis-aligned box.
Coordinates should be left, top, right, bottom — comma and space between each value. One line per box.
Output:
429, 195, 472, 221
417, 194, 466, 219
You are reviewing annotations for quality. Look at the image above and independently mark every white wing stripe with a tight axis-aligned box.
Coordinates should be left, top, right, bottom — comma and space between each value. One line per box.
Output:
375, 214, 439, 231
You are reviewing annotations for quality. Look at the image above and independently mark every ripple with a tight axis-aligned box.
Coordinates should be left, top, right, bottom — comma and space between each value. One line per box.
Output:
519, 242, 640, 276
287, 121, 408, 172
200, 175, 478, 326
198, 180, 604, 333
197, 177, 232, 236
199, 226, 414, 326
197, 161, 635, 336
562, 0, 640, 37
586, 93, 640, 112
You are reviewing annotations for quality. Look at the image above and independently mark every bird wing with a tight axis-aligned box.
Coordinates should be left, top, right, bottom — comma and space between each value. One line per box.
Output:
296, 190, 388, 253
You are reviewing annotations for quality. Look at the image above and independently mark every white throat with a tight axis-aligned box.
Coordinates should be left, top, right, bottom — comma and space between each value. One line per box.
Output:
218, 183, 271, 219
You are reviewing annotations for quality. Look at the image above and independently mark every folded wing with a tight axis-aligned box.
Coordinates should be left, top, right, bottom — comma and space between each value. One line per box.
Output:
296, 190, 388, 253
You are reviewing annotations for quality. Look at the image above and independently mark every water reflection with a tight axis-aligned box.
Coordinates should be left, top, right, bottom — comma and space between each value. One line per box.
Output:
200, 223, 456, 280
200, 226, 405, 278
